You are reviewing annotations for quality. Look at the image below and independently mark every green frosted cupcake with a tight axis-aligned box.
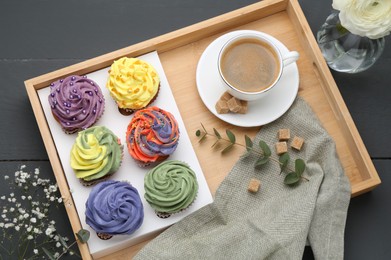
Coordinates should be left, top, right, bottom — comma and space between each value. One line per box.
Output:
70, 126, 123, 186
144, 160, 198, 218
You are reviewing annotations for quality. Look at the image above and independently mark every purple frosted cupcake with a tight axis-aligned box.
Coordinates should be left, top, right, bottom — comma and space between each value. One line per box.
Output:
48, 75, 105, 134
85, 180, 144, 239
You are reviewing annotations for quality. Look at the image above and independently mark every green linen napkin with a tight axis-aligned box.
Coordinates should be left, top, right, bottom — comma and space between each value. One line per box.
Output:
135, 97, 351, 260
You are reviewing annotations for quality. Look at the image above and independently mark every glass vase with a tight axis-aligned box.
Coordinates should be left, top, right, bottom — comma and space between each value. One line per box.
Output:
317, 12, 385, 73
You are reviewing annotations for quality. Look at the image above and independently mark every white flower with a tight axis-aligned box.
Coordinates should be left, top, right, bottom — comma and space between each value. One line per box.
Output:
27, 235, 33, 240
0, 223, 3, 228
0, 196, 5, 200
56, 242, 61, 248
34, 249, 38, 254
30, 217, 37, 223
333, 0, 391, 39
15, 226, 20, 231
4, 175, 9, 180
45, 227, 53, 236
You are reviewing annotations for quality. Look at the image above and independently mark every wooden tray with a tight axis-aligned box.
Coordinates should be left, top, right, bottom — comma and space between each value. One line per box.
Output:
25, 0, 381, 259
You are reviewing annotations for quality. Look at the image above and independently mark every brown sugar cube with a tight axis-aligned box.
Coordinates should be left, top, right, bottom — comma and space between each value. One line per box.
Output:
220, 91, 233, 101
278, 129, 290, 141
215, 99, 229, 114
248, 178, 261, 193
291, 136, 305, 151
227, 97, 242, 113
237, 100, 248, 114
275, 141, 288, 155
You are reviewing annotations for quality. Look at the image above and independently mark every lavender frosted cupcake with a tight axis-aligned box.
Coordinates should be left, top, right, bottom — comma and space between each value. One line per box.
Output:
48, 75, 105, 134
85, 180, 144, 240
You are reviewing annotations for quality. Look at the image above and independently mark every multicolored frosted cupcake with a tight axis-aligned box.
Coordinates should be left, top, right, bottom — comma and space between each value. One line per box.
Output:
144, 160, 198, 218
85, 180, 144, 239
48, 75, 105, 134
106, 57, 160, 115
126, 106, 180, 167
70, 126, 123, 186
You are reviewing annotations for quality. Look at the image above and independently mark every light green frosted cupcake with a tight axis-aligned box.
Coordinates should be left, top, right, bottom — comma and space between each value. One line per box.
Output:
144, 160, 198, 218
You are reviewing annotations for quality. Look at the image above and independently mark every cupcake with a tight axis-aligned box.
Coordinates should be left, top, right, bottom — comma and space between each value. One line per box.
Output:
126, 106, 180, 167
70, 126, 123, 186
144, 160, 198, 218
106, 57, 160, 115
85, 180, 144, 239
48, 75, 105, 134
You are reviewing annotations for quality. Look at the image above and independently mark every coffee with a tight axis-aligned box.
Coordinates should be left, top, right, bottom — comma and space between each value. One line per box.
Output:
220, 38, 280, 93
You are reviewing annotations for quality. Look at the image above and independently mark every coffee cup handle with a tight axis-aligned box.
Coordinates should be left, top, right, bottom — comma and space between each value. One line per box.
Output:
282, 51, 299, 66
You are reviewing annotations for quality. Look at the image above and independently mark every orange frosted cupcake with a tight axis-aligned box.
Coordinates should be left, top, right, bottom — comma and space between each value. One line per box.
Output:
126, 106, 180, 167
106, 57, 160, 115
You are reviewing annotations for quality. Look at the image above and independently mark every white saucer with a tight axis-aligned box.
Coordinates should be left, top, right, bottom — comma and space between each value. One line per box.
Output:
196, 30, 299, 127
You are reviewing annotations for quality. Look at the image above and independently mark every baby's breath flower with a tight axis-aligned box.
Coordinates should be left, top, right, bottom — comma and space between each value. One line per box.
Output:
27, 235, 33, 240
34, 249, 38, 254
56, 242, 61, 248
4, 175, 9, 180
30, 217, 37, 223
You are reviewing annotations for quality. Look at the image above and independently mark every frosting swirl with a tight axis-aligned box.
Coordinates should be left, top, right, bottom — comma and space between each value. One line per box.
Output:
70, 126, 122, 182
106, 57, 160, 110
86, 180, 144, 235
144, 160, 198, 213
126, 107, 180, 163
49, 75, 104, 133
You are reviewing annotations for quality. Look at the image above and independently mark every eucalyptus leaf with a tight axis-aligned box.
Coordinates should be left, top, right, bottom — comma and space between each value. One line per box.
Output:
259, 140, 271, 157
213, 128, 222, 139
226, 129, 236, 144
221, 143, 234, 154
255, 156, 270, 167
241, 151, 252, 158
42, 248, 56, 260
76, 229, 90, 244
284, 172, 300, 185
295, 159, 306, 176
245, 135, 253, 151
195, 130, 201, 137
279, 153, 290, 173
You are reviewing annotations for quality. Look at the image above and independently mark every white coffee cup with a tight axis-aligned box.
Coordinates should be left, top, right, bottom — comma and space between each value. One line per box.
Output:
217, 32, 299, 101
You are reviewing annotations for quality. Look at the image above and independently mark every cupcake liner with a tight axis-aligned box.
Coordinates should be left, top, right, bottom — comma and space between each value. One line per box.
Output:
135, 155, 169, 168
154, 193, 198, 218
97, 233, 113, 240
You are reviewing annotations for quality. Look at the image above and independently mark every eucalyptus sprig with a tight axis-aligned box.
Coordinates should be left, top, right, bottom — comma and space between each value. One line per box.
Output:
196, 123, 308, 186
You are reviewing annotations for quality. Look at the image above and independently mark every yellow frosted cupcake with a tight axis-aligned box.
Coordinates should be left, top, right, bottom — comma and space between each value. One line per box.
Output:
106, 57, 160, 115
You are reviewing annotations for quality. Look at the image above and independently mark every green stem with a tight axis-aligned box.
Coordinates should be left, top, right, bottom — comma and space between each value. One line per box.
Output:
204, 132, 296, 172
55, 240, 78, 260
20, 239, 30, 260
0, 242, 12, 255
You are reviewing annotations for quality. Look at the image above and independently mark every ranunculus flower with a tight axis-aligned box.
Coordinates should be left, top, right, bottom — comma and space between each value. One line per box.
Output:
333, 0, 391, 39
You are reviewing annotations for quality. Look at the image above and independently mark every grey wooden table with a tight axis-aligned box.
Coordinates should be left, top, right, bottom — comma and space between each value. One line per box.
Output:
1, 0, 390, 259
